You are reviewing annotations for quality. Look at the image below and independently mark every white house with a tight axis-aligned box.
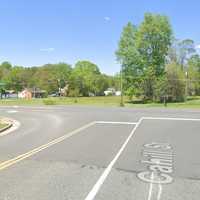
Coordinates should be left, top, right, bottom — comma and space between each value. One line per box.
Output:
104, 88, 121, 96
115, 91, 121, 96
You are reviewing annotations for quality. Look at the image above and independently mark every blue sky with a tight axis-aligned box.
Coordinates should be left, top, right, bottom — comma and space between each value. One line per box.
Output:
0, 0, 200, 75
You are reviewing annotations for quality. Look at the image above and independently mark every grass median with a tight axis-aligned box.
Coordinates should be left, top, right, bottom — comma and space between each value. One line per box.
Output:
0, 96, 200, 108
0, 123, 8, 129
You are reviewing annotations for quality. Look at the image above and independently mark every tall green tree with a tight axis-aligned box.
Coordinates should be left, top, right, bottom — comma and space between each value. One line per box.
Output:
32, 63, 71, 94
4, 66, 25, 91
116, 13, 172, 100
116, 22, 142, 96
177, 39, 195, 69
1, 62, 12, 70
116, 22, 142, 74
136, 13, 172, 99
165, 62, 186, 102
0, 61, 12, 80
188, 54, 200, 95
137, 13, 172, 76
70, 61, 101, 96
167, 39, 196, 67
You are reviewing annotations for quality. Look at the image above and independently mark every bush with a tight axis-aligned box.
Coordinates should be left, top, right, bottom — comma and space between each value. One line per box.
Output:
68, 88, 80, 97
165, 62, 186, 102
43, 99, 56, 105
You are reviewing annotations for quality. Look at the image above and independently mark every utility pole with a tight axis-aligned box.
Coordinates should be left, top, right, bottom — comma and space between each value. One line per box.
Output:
185, 71, 188, 102
120, 65, 124, 107
57, 79, 61, 96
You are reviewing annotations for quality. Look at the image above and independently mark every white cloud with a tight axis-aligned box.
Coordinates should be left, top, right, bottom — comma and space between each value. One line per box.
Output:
104, 17, 111, 21
40, 48, 55, 52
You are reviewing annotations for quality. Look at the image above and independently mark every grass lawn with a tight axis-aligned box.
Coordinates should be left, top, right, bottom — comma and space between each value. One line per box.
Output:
0, 96, 200, 109
0, 96, 127, 106
0, 123, 8, 129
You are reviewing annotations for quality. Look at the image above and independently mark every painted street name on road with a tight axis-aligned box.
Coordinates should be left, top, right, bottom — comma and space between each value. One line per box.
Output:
137, 142, 174, 184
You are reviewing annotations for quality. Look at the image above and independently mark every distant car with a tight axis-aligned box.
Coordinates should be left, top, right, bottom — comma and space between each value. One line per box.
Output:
49, 93, 59, 97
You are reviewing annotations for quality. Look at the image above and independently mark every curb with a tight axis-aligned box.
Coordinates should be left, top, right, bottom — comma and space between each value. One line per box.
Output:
0, 123, 13, 133
0, 118, 14, 134
0, 118, 20, 137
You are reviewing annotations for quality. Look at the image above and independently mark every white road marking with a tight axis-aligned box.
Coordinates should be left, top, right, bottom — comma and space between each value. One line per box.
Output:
87, 117, 196, 200
6, 110, 18, 113
143, 116, 200, 121
157, 184, 163, 200
147, 172, 154, 200
84, 118, 143, 200
95, 121, 137, 125
147, 172, 163, 200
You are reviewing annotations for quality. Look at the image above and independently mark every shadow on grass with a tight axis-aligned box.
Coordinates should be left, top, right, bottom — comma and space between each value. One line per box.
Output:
126, 99, 152, 104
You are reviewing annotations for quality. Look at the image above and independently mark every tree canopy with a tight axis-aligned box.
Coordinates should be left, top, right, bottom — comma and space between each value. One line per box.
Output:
0, 60, 117, 97
116, 13, 173, 100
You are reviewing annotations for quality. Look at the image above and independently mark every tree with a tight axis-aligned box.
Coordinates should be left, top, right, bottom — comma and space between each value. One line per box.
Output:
32, 63, 72, 94
1, 62, 12, 70
71, 61, 101, 96
116, 13, 172, 100
167, 38, 179, 64
154, 75, 168, 104
167, 39, 197, 98
137, 13, 172, 76
51, 63, 72, 88
0, 60, 115, 97
177, 39, 196, 69
116, 22, 142, 74
136, 13, 172, 100
4, 66, 25, 91
165, 62, 186, 102
116, 22, 142, 96
167, 39, 196, 67
0, 61, 12, 80
188, 54, 200, 95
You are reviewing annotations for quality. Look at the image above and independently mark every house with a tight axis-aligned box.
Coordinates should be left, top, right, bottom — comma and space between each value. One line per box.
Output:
115, 91, 121, 96
104, 88, 115, 96
18, 89, 32, 99
18, 88, 47, 99
31, 88, 47, 98
104, 88, 121, 96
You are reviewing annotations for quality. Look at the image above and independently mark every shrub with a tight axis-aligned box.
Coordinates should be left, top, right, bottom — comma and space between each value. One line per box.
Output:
43, 99, 56, 105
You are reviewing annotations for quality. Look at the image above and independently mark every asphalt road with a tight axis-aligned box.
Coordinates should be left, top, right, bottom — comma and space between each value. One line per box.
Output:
0, 105, 200, 200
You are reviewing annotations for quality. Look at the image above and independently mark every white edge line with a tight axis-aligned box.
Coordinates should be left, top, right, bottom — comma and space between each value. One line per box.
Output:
143, 117, 200, 121
84, 117, 143, 200
95, 121, 137, 125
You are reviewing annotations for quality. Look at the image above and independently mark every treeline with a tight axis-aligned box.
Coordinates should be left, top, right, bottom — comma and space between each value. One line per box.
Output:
116, 13, 200, 102
1, 12, 200, 102
0, 61, 119, 96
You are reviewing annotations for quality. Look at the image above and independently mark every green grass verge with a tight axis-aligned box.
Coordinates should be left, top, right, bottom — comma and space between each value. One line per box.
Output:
0, 96, 128, 107
1, 96, 200, 109
0, 123, 8, 129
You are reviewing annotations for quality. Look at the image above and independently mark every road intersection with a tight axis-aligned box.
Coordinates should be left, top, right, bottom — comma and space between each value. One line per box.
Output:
0, 106, 200, 199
